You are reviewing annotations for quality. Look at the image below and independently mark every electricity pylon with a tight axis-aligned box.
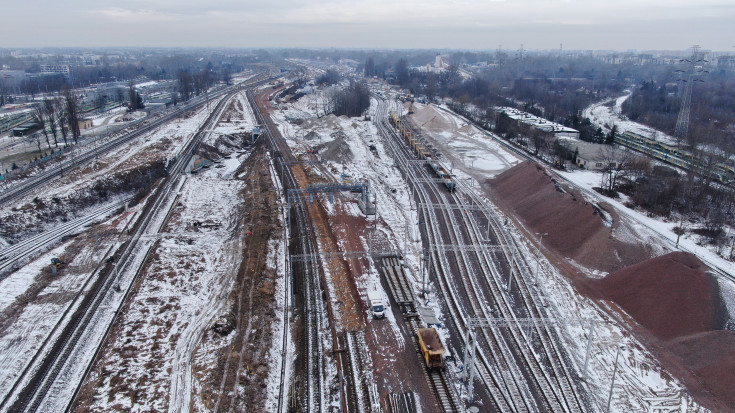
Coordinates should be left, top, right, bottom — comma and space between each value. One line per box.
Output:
674, 45, 708, 145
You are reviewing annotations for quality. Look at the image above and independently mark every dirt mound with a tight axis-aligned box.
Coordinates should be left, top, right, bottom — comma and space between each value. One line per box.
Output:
488, 161, 651, 272
411, 105, 452, 134
319, 130, 353, 163
490, 161, 603, 260
488, 161, 732, 411
583, 252, 734, 411
668, 331, 735, 409
585, 252, 715, 340
299, 113, 341, 130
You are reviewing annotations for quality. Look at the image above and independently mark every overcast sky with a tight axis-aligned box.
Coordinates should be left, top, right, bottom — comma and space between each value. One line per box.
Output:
5, 0, 735, 51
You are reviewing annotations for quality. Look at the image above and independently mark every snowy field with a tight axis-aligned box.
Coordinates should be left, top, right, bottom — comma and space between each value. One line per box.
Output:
83, 175, 246, 411
579, 96, 735, 315
582, 93, 679, 146
0, 92, 234, 410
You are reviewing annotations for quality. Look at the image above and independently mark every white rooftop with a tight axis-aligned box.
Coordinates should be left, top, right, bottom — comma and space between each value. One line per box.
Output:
498, 107, 579, 135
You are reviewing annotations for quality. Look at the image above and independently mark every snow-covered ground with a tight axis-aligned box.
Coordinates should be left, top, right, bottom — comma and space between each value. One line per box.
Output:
76, 89, 278, 411
583, 93, 679, 146
83, 175, 246, 412
400, 99, 711, 412
580, 96, 735, 316
265, 85, 686, 411
0, 90, 235, 410
270, 91, 440, 410
410, 102, 521, 179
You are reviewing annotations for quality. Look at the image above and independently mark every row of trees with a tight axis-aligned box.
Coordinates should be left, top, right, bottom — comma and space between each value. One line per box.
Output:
30, 87, 82, 152
326, 81, 370, 117
176, 67, 225, 102
622, 74, 735, 153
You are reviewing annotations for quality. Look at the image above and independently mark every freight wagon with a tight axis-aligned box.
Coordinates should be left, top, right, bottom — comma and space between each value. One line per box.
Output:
417, 327, 445, 371
390, 113, 457, 191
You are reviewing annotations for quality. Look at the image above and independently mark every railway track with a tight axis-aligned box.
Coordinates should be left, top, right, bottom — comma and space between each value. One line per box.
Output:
0, 75, 262, 207
344, 331, 379, 413
0, 196, 131, 278
376, 100, 514, 411
1, 79, 265, 413
248, 87, 327, 413
374, 97, 589, 412
377, 256, 460, 413
405, 317, 460, 413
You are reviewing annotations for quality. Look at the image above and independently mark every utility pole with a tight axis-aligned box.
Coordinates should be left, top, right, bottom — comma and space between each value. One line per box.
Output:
606, 346, 625, 413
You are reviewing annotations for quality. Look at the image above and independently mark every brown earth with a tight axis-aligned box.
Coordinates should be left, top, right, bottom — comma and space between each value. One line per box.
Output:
580, 252, 735, 411
326, 200, 441, 413
667, 331, 735, 410
487, 160, 735, 412
189, 146, 282, 413
580, 251, 716, 341
488, 161, 653, 274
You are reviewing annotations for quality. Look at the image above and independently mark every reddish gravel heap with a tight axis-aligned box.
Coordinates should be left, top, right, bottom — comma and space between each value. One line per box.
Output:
586, 251, 715, 341
488, 161, 651, 272
490, 161, 603, 257
668, 331, 735, 408
488, 161, 735, 411
586, 252, 735, 409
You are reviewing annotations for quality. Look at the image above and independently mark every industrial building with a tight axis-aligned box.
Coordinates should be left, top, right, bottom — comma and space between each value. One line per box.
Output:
570, 141, 638, 171
498, 107, 580, 139
40, 64, 71, 77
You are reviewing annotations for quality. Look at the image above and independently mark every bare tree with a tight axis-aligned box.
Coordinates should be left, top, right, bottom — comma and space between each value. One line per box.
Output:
44, 98, 60, 147
32, 102, 52, 150
599, 145, 632, 193
63, 87, 81, 144
33, 133, 42, 152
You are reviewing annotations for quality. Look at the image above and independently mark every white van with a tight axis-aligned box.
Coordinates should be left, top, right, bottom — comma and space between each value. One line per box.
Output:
367, 291, 385, 319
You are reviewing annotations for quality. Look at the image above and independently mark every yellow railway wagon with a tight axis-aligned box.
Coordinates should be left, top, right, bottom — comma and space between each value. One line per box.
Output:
417, 328, 445, 371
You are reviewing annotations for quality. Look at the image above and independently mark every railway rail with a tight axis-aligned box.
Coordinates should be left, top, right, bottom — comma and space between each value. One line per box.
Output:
248, 87, 327, 413
1, 78, 266, 413
0, 74, 263, 206
375, 97, 589, 412
378, 255, 461, 413
0, 196, 131, 278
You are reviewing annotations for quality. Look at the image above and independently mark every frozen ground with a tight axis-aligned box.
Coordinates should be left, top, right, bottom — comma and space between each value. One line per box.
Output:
583, 93, 679, 146
404, 100, 710, 412
579, 97, 735, 317
81, 174, 246, 412
0, 91, 232, 410
269, 83, 691, 410
271, 91, 442, 411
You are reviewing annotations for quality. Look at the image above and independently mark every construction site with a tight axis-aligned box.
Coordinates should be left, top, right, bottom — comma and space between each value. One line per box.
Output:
0, 62, 733, 413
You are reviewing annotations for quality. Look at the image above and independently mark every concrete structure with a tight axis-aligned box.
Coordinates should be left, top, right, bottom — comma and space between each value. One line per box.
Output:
78, 118, 93, 130
424, 54, 450, 73
40, 64, 71, 77
499, 107, 580, 139
570, 141, 637, 171
144, 96, 174, 113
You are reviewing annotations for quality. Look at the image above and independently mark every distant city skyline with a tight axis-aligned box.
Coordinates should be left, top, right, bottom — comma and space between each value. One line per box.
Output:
4, 0, 735, 51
